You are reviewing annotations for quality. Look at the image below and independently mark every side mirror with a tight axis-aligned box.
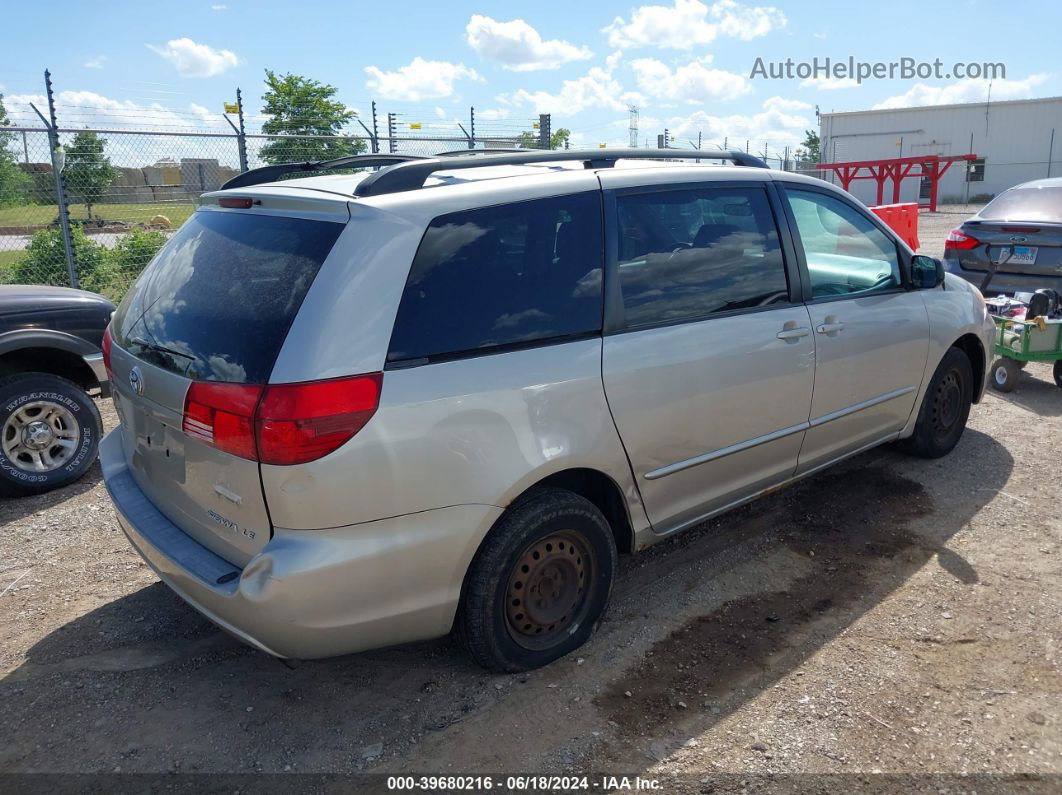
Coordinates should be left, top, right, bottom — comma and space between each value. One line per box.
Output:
911, 255, 945, 289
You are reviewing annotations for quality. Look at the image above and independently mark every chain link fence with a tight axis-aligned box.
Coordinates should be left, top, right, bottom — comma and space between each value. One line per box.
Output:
0, 73, 560, 302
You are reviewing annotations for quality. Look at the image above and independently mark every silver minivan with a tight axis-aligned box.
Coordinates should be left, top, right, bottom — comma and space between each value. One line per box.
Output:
100, 149, 995, 671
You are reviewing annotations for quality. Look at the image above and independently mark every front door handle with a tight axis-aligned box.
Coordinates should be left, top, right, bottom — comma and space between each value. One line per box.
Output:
776, 327, 811, 340
816, 321, 845, 335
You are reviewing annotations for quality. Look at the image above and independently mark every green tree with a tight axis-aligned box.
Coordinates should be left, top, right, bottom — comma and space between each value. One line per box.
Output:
795, 129, 821, 165
65, 131, 117, 221
0, 94, 30, 207
259, 70, 366, 164
515, 126, 572, 150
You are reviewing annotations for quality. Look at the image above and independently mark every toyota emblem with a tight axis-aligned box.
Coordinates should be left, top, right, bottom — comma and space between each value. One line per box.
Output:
129, 366, 144, 396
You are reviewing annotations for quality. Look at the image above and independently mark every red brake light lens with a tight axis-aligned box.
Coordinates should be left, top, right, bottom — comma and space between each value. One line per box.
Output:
180, 373, 382, 466
944, 229, 980, 251
218, 197, 254, 209
101, 326, 113, 379
182, 382, 263, 461
256, 374, 383, 466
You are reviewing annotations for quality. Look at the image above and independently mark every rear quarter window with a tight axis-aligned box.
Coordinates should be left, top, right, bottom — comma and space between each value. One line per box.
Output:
387, 192, 604, 363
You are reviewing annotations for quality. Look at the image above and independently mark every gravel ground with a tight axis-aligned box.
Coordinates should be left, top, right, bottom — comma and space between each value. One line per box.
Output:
0, 207, 1059, 792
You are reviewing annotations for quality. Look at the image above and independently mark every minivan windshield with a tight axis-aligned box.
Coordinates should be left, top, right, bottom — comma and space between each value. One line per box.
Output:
111, 210, 343, 383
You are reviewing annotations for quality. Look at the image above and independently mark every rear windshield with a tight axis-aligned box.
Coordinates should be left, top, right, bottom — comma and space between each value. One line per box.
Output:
111, 210, 343, 383
979, 186, 1062, 223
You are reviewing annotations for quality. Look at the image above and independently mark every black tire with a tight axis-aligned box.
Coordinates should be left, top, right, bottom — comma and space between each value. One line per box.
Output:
457, 487, 617, 672
1054, 360, 1062, 388
0, 373, 102, 497
990, 357, 1020, 393
900, 347, 973, 459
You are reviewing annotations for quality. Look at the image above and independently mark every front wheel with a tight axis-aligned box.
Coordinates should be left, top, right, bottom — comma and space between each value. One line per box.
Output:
0, 373, 102, 497
900, 347, 973, 459
1053, 360, 1062, 388
457, 488, 617, 672
991, 358, 1020, 393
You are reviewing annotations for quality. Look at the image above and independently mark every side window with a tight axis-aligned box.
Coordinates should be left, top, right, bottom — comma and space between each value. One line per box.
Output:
614, 186, 789, 328
785, 188, 902, 299
387, 193, 603, 363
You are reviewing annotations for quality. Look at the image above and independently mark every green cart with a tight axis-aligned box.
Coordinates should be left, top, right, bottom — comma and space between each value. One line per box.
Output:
990, 315, 1062, 392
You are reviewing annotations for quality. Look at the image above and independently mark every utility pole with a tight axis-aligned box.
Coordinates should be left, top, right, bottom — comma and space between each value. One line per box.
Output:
628, 104, 639, 148
539, 114, 551, 150
387, 112, 397, 154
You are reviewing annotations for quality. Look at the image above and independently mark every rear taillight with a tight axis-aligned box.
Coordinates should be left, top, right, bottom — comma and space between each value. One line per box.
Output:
944, 229, 980, 251
183, 382, 263, 460
181, 373, 382, 466
101, 326, 113, 379
256, 374, 383, 466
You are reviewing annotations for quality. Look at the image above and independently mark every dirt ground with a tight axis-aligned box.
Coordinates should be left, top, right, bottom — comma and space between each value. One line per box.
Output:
1, 207, 1059, 792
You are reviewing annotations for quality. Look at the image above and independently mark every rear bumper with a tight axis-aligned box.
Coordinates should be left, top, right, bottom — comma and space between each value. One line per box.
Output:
100, 429, 503, 659
944, 256, 1062, 296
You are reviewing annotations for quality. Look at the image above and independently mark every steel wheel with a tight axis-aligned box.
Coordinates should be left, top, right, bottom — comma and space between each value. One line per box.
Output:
504, 530, 595, 650
1, 399, 81, 473
930, 368, 963, 440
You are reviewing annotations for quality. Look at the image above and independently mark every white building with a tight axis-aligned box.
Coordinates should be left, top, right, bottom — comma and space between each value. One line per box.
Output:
819, 95, 1062, 206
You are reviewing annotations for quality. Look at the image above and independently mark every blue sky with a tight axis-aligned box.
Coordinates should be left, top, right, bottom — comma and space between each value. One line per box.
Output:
1, 0, 1058, 158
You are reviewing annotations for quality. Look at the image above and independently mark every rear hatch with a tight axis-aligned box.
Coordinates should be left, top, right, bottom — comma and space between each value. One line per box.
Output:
108, 203, 346, 565
959, 185, 1062, 276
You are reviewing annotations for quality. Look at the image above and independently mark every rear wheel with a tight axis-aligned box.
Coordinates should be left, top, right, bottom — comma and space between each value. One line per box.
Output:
0, 373, 102, 497
457, 488, 617, 672
991, 358, 1020, 393
900, 347, 973, 459
1053, 360, 1062, 388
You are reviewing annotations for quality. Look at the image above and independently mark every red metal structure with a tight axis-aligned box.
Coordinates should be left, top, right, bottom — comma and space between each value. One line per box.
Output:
815, 154, 978, 212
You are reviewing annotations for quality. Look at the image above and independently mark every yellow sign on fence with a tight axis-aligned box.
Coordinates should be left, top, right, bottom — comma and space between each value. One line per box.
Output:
223, 102, 239, 114
409, 122, 422, 130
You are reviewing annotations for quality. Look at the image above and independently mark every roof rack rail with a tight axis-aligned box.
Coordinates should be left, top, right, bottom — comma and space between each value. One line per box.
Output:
354, 148, 768, 197
434, 148, 525, 156
220, 153, 426, 190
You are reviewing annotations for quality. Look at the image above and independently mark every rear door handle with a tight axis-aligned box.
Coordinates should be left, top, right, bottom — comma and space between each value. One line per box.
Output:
776, 327, 811, 340
816, 322, 845, 334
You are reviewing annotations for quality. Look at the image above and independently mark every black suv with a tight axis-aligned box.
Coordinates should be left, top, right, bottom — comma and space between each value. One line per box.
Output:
0, 285, 113, 496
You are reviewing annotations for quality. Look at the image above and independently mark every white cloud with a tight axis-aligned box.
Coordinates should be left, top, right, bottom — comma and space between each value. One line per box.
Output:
465, 15, 592, 72
800, 76, 859, 91
364, 57, 482, 101
211, 4, 227, 9
146, 38, 239, 77
84, 56, 107, 69
476, 107, 511, 120
508, 53, 641, 114
872, 74, 1050, 109
631, 56, 751, 102
659, 96, 814, 152
762, 95, 813, 111
604, 0, 786, 50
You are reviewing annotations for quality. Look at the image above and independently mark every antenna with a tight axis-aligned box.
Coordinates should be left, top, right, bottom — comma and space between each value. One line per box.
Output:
628, 104, 639, 148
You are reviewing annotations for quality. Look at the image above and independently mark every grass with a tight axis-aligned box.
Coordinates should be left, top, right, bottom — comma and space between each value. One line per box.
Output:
0, 202, 195, 229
